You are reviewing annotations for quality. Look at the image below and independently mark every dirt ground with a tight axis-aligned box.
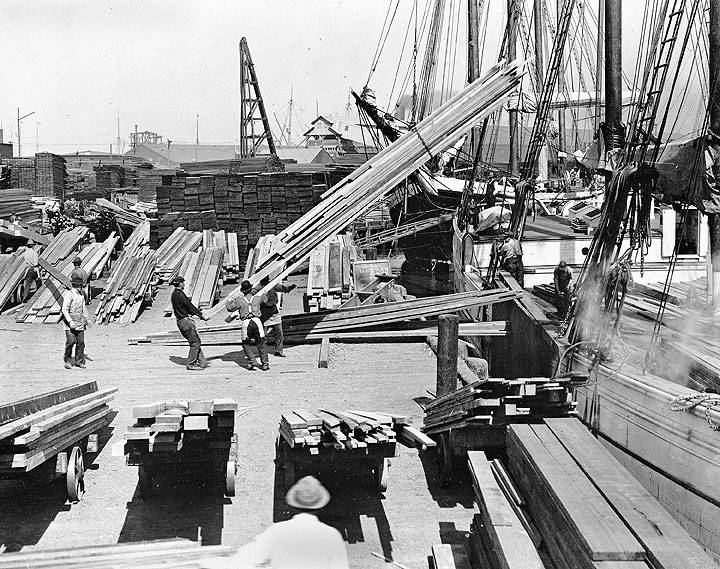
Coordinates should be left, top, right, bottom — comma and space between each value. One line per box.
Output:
0, 275, 476, 568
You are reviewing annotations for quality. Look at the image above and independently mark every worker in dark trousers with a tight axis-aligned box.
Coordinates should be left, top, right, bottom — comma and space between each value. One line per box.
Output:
498, 232, 524, 287
259, 276, 297, 358
170, 276, 209, 371
553, 260, 573, 318
70, 257, 91, 304
19, 240, 41, 302
228, 280, 269, 371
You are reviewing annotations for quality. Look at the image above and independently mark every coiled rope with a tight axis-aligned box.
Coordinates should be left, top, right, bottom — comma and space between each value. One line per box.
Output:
669, 394, 720, 431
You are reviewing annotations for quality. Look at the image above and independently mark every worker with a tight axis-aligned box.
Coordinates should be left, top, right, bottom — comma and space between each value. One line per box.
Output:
70, 257, 91, 305
605, 259, 633, 316
170, 276, 210, 371
230, 280, 269, 371
19, 240, 41, 302
498, 232, 524, 287
553, 260, 573, 318
62, 275, 89, 369
241, 476, 349, 569
9, 212, 18, 225
485, 178, 497, 208
259, 276, 297, 358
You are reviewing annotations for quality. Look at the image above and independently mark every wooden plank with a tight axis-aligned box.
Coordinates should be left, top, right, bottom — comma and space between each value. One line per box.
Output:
431, 544, 471, 569
397, 425, 436, 449
318, 336, 330, 368
0, 383, 96, 426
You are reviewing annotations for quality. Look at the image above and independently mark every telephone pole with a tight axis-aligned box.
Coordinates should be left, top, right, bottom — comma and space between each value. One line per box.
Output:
17, 108, 35, 157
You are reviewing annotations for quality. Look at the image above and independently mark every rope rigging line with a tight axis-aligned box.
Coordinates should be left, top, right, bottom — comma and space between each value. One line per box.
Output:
365, 0, 401, 87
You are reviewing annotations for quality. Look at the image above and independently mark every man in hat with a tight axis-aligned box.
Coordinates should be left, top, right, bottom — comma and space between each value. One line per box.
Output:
19, 240, 41, 302
553, 260, 573, 318
259, 276, 297, 358
70, 256, 91, 304
62, 274, 89, 369
170, 276, 210, 371
497, 232, 524, 287
243, 476, 349, 568
228, 280, 269, 371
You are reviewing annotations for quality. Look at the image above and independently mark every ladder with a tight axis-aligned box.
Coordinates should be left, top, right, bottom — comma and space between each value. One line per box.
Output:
239, 37, 276, 158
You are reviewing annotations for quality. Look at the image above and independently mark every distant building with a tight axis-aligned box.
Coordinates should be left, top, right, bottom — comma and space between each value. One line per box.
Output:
127, 143, 238, 168
302, 116, 377, 156
275, 146, 333, 165
0, 129, 12, 158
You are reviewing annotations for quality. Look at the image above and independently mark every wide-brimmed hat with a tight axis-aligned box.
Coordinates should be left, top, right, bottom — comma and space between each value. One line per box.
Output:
240, 280, 252, 294
171, 276, 185, 286
72, 256, 82, 266
71, 275, 84, 287
285, 476, 330, 510
26, 240, 35, 246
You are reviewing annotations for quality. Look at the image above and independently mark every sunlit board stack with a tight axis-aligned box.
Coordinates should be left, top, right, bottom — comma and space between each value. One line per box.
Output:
0, 539, 239, 569
202, 228, 240, 274
0, 382, 116, 473
0, 157, 36, 192
34, 152, 67, 198
0, 188, 37, 220
305, 234, 354, 311
123, 398, 238, 454
422, 374, 587, 435
93, 197, 144, 227
40, 225, 89, 266
154, 226, 202, 280
163, 247, 224, 315
278, 410, 401, 453
0, 253, 29, 312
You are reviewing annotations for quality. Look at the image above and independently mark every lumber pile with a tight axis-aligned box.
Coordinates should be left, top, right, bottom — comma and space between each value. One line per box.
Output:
163, 247, 224, 315
0, 218, 51, 245
422, 374, 586, 435
123, 398, 238, 454
0, 382, 116, 473
154, 226, 202, 280
34, 152, 67, 197
306, 235, 354, 311
16, 235, 119, 324
209, 59, 526, 317
41, 226, 89, 266
0, 188, 38, 220
355, 212, 454, 249
93, 197, 144, 227
0, 157, 36, 192
0, 253, 28, 312
128, 289, 522, 345
243, 234, 277, 279
278, 410, 399, 452
0, 539, 238, 569
203, 228, 240, 273
94, 165, 125, 193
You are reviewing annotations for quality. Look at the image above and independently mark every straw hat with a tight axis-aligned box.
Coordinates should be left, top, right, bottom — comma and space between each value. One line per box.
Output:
285, 476, 330, 510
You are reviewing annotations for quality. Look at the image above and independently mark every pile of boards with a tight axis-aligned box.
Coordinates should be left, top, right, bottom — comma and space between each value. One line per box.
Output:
0, 253, 29, 312
306, 234, 354, 311
498, 418, 713, 569
41, 226, 89, 266
0, 188, 38, 220
279, 410, 398, 452
35, 152, 67, 197
422, 374, 587, 435
203, 228, 240, 274
243, 234, 277, 279
0, 218, 50, 244
123, 398, 238, 454
163, 247, 224, 315
93, 197, 144, 227
354, 212, 454, 249
0, 382, 116, 473
128, 288, 522, 345
0, 539, 239, 569
155, 226, 202, 280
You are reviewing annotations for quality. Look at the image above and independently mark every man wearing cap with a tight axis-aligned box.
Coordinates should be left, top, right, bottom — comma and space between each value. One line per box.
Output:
242, 476, 349, 568
70, 257, 91, 305
62, 275, 89, 369
170, 276, 210, 371
19, 240, 41, 302
259, 276, 297, 358
497, 232, 524, 287
227, 280, 269, 371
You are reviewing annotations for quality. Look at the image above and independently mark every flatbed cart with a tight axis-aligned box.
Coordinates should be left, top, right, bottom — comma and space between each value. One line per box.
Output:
275, 437, 396, 492
125, 434, 239, 497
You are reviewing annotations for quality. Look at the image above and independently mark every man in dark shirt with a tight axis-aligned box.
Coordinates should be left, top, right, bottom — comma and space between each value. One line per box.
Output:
170, 276, 210, 370
553, 260, 573, 318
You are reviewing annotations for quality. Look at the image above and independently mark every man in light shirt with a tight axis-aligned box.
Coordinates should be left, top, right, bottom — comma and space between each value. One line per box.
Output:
20, 240, 41, 302
62, 275, 89, 369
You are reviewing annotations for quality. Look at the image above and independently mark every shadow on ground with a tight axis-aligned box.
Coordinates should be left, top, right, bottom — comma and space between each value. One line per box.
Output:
419, 449, 476, 509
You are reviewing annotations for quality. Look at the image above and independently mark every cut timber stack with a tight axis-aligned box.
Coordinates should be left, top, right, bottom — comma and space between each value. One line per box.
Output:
279, 410, 398, 452
40, 226, 89, 266
422, 374, 587, 435
209, 59, 526, 317
0, 540, 238, 569
16, 235, 119, 324
123, 398, 237, 454
0, 254, 29, 312
0, 157, 36, 192
34, 152, 67, 197
154, 226, 202, 280
93, 197, 143, 227
306, 234, 354, 311
243, 234, 277, 279
0, 188, 37, 220
202, 228, 240, 274
355, 212, 454, 249
0, 218, 50, 244
0, 382, 116, 473
163, 247, 224, 315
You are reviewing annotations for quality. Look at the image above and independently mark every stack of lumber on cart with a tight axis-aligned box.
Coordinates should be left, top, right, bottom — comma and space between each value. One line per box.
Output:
0, 218, 51, 245
355, 212, 454, 249
467, 450, 544, 569
306, 234, 354, 311
16, 235, 119, 324
0, 382, 116, 473
279, 409, 400, 452
422, 373, 587, 435
40, 226, 89, 266
207, 59, 526, 318
0, 253, 28, 312
123, 398, 238, 454
154, 226, 202, 280
0, 188, 37, 220
505, 419, 713, 569
93, 197, 143, 227
0, 539, 238, 569
203, 228, 240, 274
128, 289, 522, 345
163, 247, 224, 315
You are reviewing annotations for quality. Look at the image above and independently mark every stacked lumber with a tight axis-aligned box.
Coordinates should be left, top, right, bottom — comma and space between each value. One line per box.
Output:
154, 226, 202, 280
355, 213, 454, 249
93, 197, 144, 227
306, 235, 354, 311
278, 410, 399, 452
0, 157, 36, 192
0, 382, 116, 473
0, 188, 37, 220
16, 235, 119, 324
0, 218, 51, 245
94, 248, 157, 324
123, 398, 237, 454
163, 247, 224, 315
119, 220, 151, 258
243, 234, 276, 279
422, 374, 586, 435
209, 59, 527, 317
0, 253, 28, 312
128, 289, 522, 345
94, 165, 125, 193
0, 539, 238, 569
41, 226, 89, 266
34, 152, 67, 197
203, 228, 240, 273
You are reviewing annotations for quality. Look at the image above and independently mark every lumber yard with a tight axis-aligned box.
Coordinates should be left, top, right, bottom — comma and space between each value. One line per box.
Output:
2, 2, 720, 569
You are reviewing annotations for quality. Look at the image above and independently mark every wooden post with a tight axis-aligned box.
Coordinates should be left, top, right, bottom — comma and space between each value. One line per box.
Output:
709, 0, 720, 306
436, 314, 459, 396
508, 0, 520, 176
604, 0, 622, 145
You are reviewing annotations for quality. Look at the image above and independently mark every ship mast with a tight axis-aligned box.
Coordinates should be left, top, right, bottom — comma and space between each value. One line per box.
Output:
507, 0, 520, 176
604, 0, 622, 152
709, 0, 720, 306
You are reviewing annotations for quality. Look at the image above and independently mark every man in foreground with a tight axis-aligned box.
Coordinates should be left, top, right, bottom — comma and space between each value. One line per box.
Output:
553, 260, 573, 318
20, 240, 41, 302
62, 275, 89, 369
229, 280, 269, 371
498, 232, 524, 287
170, 276, 210, 371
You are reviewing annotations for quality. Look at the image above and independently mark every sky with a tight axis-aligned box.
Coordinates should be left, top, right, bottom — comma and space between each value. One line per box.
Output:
0, 1, 705, 156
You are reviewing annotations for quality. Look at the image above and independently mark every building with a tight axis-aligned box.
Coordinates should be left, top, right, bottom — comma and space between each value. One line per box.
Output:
0, 129, 13, 158
127, 143, 238, 168
275, 146, 333, 165
302, 116, 378, 156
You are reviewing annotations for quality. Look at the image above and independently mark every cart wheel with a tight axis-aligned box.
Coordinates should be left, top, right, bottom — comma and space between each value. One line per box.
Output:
375, 457, 389, 492
225, 460, 237, 497
66, 446, 85, 502
437, 434, 453, 487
